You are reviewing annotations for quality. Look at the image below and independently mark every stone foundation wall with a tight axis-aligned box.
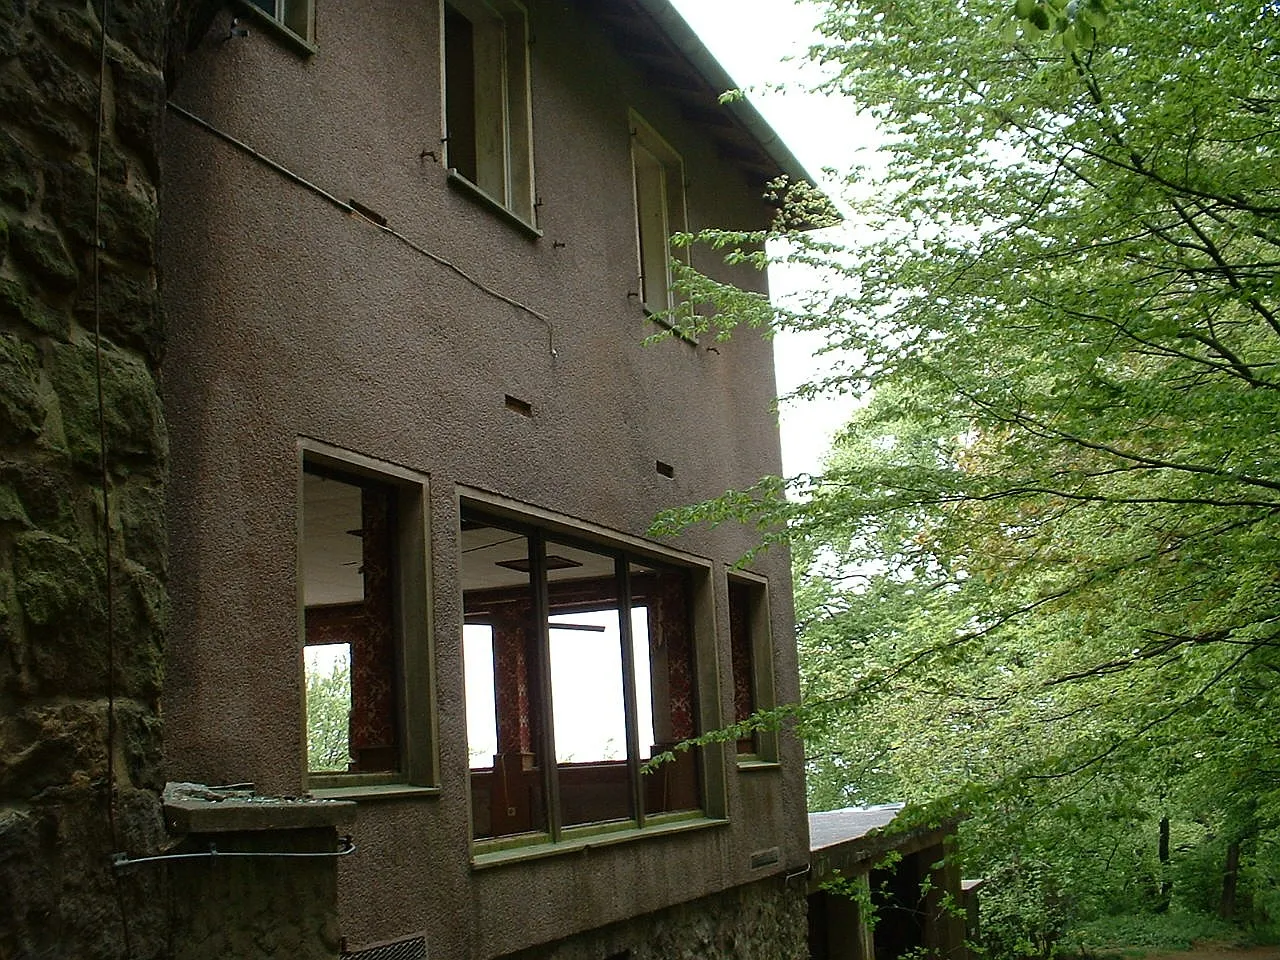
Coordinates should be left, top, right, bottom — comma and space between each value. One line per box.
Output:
500, 877, 809, 960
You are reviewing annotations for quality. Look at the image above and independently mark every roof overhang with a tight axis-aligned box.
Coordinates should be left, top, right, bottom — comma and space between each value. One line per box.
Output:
575, 0, 835, 226
807, 805, 961, 892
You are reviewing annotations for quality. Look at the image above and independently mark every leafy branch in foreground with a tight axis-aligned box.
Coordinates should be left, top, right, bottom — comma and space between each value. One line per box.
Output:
660, 0, 1280, 946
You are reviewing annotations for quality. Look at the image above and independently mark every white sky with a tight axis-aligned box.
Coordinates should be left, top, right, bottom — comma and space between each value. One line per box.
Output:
668, 0, 882, 477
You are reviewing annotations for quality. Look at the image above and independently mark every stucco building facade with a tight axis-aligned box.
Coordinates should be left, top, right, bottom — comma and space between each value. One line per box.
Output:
159, 1, 814, 956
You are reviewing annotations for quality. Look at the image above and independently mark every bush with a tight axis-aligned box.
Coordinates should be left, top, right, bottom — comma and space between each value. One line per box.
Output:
1065, 911, 1251, 954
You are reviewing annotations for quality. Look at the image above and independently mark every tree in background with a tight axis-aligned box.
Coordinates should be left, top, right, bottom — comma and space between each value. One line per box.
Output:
663, 0, 1280, 948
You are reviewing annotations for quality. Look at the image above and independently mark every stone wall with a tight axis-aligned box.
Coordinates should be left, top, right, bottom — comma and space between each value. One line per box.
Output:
0, 1, 171, 956
498, 878, 809, 960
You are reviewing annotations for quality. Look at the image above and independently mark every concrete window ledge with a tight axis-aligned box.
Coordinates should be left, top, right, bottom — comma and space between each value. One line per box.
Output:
163, 781, 357, 834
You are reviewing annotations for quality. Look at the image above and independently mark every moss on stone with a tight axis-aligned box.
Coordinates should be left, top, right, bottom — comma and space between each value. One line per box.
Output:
73, 267, 159, 361
42, 158, 156, 266
0, 333, 47, 443
14, 531, 108, 696
0, 462, 76, 539
9, 223, 79, 292
0, 72, 86, 153
46, 339, 165, 471
0, 277, 71, 339
0, 483, 32, 527
116, 478, 166, 573
0, 129, 38, 209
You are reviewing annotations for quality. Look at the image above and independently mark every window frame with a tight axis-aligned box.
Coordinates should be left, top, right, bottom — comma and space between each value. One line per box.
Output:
727, 572, 780, 766
441, 0, 538, 231
458, 490, 726, 856
630, 111, 691, 325
237, 0, 317, 52
299, 440, 437, 795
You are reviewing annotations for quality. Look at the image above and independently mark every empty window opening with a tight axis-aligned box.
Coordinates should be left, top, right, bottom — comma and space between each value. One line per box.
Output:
728, 576, 777, 760
655, 460, 675, 478
304, 642, 352, 772
444, 0, 535, 222
302, 468, 400, 776
461, 507, 703, 842
464, 624, 499, 769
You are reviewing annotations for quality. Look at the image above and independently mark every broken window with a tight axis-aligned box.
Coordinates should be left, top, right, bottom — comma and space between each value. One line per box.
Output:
444, 0, 536, 224
302, 468, 401, 774
631, 113, 689, 317
728, 576, 778, 761
461, 506, 703, 844
301, 451, 435, 789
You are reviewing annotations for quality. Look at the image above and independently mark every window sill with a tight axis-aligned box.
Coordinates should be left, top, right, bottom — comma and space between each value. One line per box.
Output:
644, 309, 699, 347
470, 814, 728, 869
233, 1, 318, 56
446, 170, 542, 239
309, 783, 441, 802
736, 757, 782, 772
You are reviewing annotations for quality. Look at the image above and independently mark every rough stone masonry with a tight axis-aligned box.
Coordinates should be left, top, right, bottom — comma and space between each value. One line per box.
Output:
0, 2, 219, 956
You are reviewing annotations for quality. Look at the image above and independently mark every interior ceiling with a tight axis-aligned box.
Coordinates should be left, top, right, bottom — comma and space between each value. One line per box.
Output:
573, 0, 785, 191
301, 486, 663, 606
303, 472, 365, 607
461, 523, 617, 592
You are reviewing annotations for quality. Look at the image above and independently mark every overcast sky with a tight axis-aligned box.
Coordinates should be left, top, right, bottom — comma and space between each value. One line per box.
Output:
667, 0, 881, 477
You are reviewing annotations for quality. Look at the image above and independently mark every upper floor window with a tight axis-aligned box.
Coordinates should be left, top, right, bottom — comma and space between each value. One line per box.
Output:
631, 113, 689, 317
242, 0, 314, 44
461, 504, 706, 848
301, 446, 435, 792
443, 0, 536, 225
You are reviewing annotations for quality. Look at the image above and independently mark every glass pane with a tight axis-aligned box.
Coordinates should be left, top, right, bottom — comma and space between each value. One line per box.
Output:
546, 540, 634, 827
460, 511, 547, 839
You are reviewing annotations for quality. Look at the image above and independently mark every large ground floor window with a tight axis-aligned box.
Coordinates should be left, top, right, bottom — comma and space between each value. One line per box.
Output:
460, 505, 703, 843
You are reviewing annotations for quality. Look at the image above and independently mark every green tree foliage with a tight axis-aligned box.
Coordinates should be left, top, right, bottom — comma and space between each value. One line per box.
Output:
306, 656, 352, 772
661, 0, 1280, 946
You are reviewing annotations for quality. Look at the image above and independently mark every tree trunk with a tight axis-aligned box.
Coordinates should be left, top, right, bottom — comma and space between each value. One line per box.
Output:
1157, 815, 1171, 912
1220, 841, 1241, 919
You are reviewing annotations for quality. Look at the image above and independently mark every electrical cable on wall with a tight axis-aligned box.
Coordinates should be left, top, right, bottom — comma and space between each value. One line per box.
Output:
91, 0, 135, 956
165, 102, 559, 358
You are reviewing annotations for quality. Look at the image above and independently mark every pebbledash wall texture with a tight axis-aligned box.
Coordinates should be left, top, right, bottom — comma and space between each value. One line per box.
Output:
1, 3, 815, 959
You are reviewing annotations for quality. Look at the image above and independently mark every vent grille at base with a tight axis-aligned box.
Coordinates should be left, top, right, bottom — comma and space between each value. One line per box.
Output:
342, 935, 427, 960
